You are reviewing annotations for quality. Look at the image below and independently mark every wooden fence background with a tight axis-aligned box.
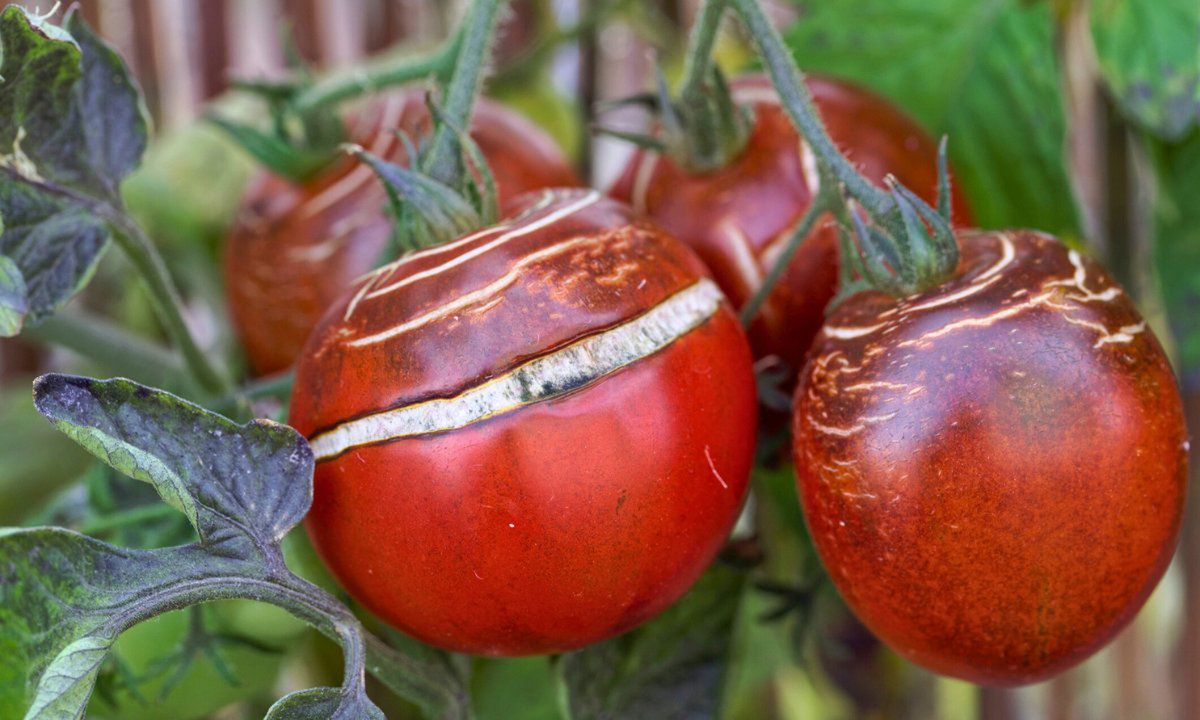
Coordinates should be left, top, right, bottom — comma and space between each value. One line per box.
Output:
0, 2, 1187, 720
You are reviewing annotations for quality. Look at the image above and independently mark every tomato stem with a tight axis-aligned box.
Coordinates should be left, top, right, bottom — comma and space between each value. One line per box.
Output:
728, 0, 959, 296
107, 214, 233, 397
679, 0, 726, 104
422, 0, 508, 189
290, 38, 461, 115
23, 311, 188, 391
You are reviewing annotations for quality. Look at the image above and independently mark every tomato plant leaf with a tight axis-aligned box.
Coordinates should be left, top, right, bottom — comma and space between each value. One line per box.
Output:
265, 687, 386, 720
0, 6, 147, 201
0, 527, 223, 720
0, 173, 112, 326
0, 250, 28, 336
0, 6, 150, 328
1091, 0, 1200, 140
33, 374, 313, 550
560, 565, 746, 720
781, 0, 1081, 239
0, 374, 405, 720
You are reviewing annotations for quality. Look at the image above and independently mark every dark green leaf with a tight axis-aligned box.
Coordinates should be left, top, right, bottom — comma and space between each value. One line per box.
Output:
782, 0, 1081, 238
64, 10, 149, 197
1149, 131, 1200, 379
560, 565, 746, 720
1092, 0, 1200, 140
265, 687, 385, 720
0, 250, 27, 336
0, 6, 150, 326
32, 374, 313, 549
0, 527, 217, 719
0, 175, 110, 325
0, 6, 147, 200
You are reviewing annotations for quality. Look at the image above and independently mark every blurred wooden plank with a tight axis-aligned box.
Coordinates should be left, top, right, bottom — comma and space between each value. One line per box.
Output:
227, 0, 284, 80
145, 0, 201, 128
365, 0, 406, 52
314, 0, 365, 67
281, 0, 320, 63
196, 0, 232, 98
129, 0, 163, 122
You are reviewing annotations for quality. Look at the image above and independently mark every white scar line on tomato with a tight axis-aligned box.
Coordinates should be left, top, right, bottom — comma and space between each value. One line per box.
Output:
361, 191, 601, 301
704, 445, 730, 490
806, 411, 898, 438
309, 279, 724, 460
345, 229, 614, 346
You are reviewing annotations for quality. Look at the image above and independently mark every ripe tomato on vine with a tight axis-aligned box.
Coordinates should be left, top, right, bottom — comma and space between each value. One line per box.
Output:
288, 189, 759, 654
792, 230, 1187, 684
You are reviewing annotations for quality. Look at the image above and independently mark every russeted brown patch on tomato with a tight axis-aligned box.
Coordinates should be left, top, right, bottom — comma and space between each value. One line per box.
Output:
289, 190, 759, 656
792, 230, 1187, 685
224, 92, 580, 376
610, 74, 973, 376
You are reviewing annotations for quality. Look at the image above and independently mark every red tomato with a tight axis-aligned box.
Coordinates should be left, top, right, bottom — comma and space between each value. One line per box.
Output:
610, 74, 973, 374
224, 92, 580, 376
288, 189, 758, 655
792, 230, 1187, 685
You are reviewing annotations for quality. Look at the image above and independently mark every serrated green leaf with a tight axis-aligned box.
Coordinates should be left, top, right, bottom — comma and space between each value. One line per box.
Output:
0, 176, 110, 324
781, 0, 1080, 238
265, 686, 385, 720
32, 375, 313, 548
0, 251, 28, 335
1092, 0, 1200, 140
560, 565, 746, 720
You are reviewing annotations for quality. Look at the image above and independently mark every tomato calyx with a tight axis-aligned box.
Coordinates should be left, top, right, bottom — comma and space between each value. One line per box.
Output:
601, 65, 754, 174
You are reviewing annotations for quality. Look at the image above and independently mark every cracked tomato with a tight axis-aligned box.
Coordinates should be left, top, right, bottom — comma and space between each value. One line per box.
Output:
793, 230, 1187, 685
288, 189, 758, 655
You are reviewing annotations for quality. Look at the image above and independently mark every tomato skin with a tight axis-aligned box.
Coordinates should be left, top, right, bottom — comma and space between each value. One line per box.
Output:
224, 93, 580, 376
289, 190, 758, 655
792, 230, 1187, 685
610, 74, 973, 373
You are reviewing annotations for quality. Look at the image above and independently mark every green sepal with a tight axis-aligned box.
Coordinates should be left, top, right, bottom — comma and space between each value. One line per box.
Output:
348, 146, 482, 253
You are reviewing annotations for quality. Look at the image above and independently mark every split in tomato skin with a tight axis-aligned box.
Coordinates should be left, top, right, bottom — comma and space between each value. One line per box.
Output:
792, 230, 1187, 685
288, 189, 759, 655
610, 74, 974, 374
223, 92, 580, 376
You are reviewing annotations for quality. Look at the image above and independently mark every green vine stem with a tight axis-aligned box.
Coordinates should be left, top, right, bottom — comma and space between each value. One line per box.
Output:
24, 311, 186, 389
678, 0, 726, 105
726, 0, 890, 214
422, 0, 508, 187
727, 0, 958, 295
106, 213, 231, 396
290, 37, 461, 115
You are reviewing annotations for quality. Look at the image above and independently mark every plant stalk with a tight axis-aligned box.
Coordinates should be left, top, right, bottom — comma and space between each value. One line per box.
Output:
25, 311, 188, 389
739, 193, 831, 325
423, 0, 509, 187
678, 0, 725, 105
291, 38, 461, 115
727, 0, 890, 216
107, 215, 231, 397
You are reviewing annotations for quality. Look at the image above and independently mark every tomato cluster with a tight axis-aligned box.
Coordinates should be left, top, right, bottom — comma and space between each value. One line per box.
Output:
233, 74, 1186, 675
